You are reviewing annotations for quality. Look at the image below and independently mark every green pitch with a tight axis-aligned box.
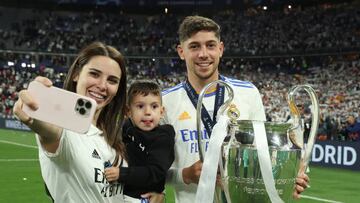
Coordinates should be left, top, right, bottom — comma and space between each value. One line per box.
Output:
0, 128, 359, 203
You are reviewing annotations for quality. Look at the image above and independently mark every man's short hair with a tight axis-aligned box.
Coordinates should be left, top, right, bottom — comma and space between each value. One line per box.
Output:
127, 80, 162, 106
178, 15, 221, 43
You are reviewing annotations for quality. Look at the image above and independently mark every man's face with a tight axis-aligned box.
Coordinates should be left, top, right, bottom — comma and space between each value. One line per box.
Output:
177, 31, 224, 83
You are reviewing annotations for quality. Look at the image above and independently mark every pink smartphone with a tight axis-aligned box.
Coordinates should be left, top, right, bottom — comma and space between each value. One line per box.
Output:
22, 81, 97, 133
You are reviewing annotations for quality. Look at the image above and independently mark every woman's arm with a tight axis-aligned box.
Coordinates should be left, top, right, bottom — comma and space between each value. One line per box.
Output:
13, 76, 62, 153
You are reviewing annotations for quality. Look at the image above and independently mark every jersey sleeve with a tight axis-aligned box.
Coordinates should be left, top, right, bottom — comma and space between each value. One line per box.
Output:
36, 129, 73, 164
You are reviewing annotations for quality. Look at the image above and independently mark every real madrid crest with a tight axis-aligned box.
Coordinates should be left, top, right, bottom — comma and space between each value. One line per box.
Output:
227, 103, 240, 123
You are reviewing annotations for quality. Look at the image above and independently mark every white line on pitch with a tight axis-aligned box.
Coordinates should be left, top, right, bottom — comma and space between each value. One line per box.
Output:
301, 195, 344, 203
0, 140, 38, 149
0, 159, 38, 162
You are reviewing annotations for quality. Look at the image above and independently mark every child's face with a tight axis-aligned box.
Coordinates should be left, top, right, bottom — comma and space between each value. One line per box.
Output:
128, 93, 164, 131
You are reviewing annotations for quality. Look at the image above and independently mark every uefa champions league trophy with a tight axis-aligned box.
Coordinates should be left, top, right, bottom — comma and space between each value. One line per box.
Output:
195, 80, 319, 203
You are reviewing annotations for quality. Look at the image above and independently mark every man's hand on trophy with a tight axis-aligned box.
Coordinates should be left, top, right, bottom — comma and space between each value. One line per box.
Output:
293, 172, 310, 199
182, 160, 203, 184
215, 173, 223, 187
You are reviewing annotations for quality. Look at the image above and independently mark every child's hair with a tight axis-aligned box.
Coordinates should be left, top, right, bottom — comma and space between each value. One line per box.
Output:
127, 80, 162, 106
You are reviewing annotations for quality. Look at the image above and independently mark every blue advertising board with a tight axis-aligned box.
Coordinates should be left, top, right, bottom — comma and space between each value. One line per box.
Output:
0, 118, 31, 131
311, 140, 360, 171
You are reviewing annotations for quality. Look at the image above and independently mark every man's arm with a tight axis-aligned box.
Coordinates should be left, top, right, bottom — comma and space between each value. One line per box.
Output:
181, 160, 203, 184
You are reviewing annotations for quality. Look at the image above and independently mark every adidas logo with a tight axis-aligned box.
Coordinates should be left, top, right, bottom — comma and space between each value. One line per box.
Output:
178, 111, 191, 120
92, 149, 101, 159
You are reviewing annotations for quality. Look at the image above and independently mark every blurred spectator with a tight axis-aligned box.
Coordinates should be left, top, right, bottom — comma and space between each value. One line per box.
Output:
345, 115, 360, 141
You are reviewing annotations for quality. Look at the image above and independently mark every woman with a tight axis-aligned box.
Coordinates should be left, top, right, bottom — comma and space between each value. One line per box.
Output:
13, 42, 136, 202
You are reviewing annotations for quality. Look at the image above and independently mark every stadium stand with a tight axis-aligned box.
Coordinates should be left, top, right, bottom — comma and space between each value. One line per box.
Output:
0, 1, 359, 141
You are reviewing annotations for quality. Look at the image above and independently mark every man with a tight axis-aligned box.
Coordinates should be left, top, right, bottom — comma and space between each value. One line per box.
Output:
345, 115, 360, 141
162, 15, 308, 203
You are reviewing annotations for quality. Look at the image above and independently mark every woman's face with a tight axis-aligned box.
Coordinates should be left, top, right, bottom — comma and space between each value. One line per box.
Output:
73, 55, 121, 111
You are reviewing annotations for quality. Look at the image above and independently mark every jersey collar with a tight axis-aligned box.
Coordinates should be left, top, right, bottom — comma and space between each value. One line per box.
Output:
86, 124, 103, 136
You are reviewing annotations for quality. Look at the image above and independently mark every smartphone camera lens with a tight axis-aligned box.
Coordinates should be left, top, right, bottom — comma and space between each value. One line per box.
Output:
85, 101, 92, 109
79, 108, 86, 115
77, 99, 84, 106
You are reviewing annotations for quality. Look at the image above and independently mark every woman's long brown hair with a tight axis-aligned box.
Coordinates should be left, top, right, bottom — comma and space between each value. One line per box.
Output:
63, 42, 127, 165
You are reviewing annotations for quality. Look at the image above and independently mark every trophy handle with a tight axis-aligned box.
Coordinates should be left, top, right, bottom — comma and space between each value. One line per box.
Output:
287, 84, 320, 171
196, 80, 234, 162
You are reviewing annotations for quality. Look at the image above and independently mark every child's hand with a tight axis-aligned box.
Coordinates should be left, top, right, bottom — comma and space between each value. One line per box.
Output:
104, 167, 120, 182
141, 192, 165, 203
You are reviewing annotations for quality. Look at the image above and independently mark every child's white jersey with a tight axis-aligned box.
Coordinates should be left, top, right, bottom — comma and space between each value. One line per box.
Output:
162, 76, 266, 203
36, 125, 138, 203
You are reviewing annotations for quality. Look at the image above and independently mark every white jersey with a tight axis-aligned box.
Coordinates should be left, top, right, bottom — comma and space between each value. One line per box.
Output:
162, 76, 266, 203
36, 125, 139, 203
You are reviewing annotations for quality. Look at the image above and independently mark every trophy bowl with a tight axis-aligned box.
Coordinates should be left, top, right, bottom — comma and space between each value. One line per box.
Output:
220, 121, 302, 202
195, 81, 319, 203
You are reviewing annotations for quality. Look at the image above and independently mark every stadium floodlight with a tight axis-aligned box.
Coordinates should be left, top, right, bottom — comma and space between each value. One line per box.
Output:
165, 7, 168, 14
288, 5, 292, 9
7, 61, 14, 66
152, 58, 156, 62
31, 63, 36, 68
21, 62, 26, 68
263, 6, 268, 10
27, 64, 31, 68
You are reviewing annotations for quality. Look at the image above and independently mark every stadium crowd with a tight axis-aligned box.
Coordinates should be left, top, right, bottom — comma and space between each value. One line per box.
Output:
0, 2, 359, 56
0, 2, 359, 142
1, 53, 359, 142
